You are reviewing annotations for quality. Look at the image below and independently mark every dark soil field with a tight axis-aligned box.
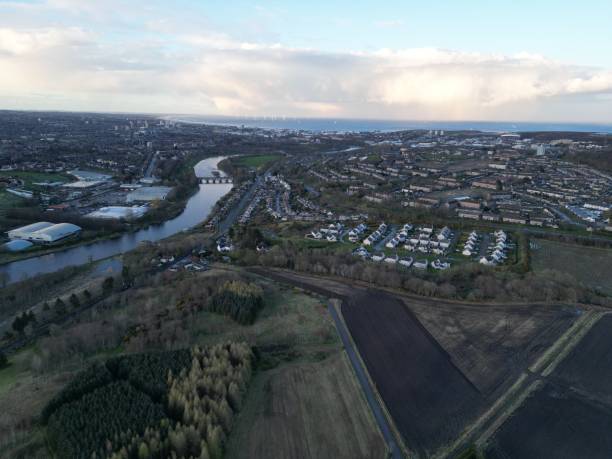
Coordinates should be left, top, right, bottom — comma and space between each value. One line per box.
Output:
249, 269, 584, 457
409, 302, 578, 395
486, 382, 612, 459
341, 290, 483, 456
553, 314, 612, 403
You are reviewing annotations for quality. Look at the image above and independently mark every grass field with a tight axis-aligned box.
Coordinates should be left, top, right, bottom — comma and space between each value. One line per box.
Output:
0, 190, 26, 217
190, 279, 338, 349
226, 352, 386, 459
0, 346, 76, 457
189, 274, 386, 459
235, 154, 282, 169
531, 239, 612, 295
0, 171, 72, 190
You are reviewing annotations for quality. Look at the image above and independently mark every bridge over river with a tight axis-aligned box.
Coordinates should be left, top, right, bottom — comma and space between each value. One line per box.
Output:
200, 176, 233, 184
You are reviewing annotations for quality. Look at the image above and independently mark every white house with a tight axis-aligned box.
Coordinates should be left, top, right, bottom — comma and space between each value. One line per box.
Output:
399, 257, 413, 268
413, 259, 429, 269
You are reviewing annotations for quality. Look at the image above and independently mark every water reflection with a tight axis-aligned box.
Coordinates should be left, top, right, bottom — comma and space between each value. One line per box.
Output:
0, 156, 232, 285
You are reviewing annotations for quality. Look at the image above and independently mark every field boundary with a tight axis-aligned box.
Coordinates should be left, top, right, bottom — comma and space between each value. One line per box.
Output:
247, 266, 587, 310
435, 372, 529, 459
329, 299, 412, 459
440, 311, 606, 458
529, 310, 605, 376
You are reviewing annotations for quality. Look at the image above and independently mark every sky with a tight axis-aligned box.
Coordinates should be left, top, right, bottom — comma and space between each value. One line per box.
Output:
1, 0, 612, 123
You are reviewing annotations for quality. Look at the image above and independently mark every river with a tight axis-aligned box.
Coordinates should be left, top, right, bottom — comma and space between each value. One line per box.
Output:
0, 156, 233, 285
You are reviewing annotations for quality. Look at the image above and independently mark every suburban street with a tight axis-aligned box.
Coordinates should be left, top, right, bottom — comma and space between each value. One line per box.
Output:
217, 175, 262, 235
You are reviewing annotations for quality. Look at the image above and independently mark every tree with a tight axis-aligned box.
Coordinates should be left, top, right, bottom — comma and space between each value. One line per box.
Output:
137, 442, 150, 459
102, 277, 115, 295
12, 311, 35, 334
207, 426, 224, 459
54, 298, 67, 316
121, 266, 132, 287
70, 293, 81, 309
83, 289, 92, 302
0, 351, 8, 369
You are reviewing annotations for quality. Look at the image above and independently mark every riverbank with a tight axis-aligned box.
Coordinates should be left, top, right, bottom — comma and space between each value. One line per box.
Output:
0, 156, 232, 285
0, 231, 125, 266
0, 154, 209, 266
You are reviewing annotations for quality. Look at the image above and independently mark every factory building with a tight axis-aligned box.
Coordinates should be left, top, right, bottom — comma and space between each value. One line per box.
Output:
2, 239, 34, 252
87, 205, 148, 220
7, 222, 54, 240
126, 186, 173, 203
7, 222, 81, 244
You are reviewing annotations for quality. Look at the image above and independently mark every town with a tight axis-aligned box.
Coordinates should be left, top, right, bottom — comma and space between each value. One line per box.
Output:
1, 111, 612, 459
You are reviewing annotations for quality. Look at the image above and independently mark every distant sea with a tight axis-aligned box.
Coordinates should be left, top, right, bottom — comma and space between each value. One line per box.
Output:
167, 115, 612, 134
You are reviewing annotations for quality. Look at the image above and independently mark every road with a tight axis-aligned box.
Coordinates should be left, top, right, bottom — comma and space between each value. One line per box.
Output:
374, 225, 397, 252
514, 191, 584, 227
217, 176, 262, 235
144, 151, 158, 178
327, 302, 405, 459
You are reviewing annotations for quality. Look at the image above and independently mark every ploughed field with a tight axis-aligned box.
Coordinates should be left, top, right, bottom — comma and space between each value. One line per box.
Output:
250, 269, 583, 458
486, 382, 612, 459
341, 290, 483, 456
487, 314, 612, 458
553, 314, 612, 402
409, 301, 578, 395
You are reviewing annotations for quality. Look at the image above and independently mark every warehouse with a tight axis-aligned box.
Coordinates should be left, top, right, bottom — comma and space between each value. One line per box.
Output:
2, 239, 34, 252
6, 222, 81, 244
87, 205, 148, 220
28, 223, 82, 244
126, 186, 173, 203
7, 221, 54, 240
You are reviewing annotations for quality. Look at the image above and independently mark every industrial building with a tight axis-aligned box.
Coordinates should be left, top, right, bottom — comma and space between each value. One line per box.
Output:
2, 239, 34, 252
68, 170, 112, 181
126, 186, 173, 203
86, 205, 148, 220
7, 222, 55, 240
7, 222, 81, 244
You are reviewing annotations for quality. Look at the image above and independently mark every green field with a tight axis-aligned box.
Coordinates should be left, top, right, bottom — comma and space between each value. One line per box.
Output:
531, 239, 612, 295
189, 278, 338, 348
235, 154, 282, 169
0, 171, 72, 191
0, 190, 26, 216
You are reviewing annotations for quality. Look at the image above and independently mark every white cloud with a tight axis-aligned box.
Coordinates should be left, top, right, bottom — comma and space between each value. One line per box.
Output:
0, 27, 90, 55
0, 22, 611, 122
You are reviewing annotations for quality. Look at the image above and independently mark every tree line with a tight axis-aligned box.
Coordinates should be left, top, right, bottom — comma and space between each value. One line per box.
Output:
238, 240, 610, 306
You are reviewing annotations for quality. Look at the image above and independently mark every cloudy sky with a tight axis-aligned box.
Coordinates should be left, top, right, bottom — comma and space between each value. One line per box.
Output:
1, 0, 612, 122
